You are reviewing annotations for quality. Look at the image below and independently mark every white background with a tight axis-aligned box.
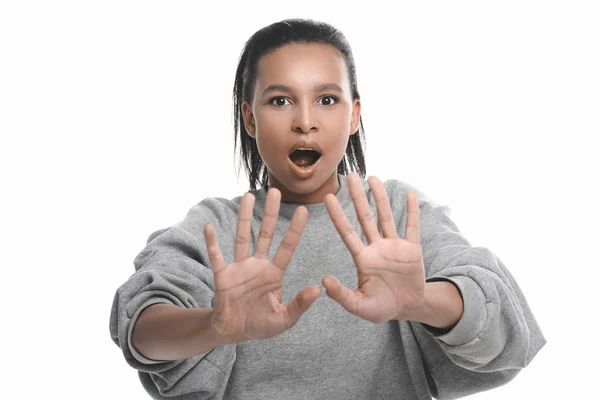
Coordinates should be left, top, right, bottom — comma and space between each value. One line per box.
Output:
1, 1, 598, 398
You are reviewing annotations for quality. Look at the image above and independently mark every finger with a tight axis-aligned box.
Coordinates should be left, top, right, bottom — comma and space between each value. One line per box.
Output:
234, 193, 255, 263
404, 191, 420, 245
254, 188, 281, 259
368, 176, 398, 239
324, 192, 365, 259
271, 205, 308, 271
283, 285, 321, 329
204, 223, 227, 275
322, 275, 360, 315
348, 173, 381, 244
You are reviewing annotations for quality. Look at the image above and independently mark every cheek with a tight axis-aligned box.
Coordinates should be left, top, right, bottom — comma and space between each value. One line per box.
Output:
334, 134, 350, 153
326, 109, 353, 142
253, 114, 286, 158
254, 112, 288, 141
326, 106, 352, 127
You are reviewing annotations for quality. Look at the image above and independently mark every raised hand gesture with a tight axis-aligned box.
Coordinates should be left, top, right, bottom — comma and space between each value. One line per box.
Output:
322, 173, 426, 323
204, 188, 321, 343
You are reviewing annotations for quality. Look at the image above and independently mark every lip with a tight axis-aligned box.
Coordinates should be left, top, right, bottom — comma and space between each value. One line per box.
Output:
288, 154, 322, 179
288, 139, 323, 156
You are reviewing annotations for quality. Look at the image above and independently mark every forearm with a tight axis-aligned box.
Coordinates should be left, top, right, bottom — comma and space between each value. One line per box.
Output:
401, 281, 464, 329
132, 303, 232, 361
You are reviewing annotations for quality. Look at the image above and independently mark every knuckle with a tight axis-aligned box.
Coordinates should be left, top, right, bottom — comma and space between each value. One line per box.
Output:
342, 225, 354, 238
361, 211, 374, 221
380, 213, 394, 223
287, 226, 302, 237
280, 238, 295, 251
259, 228, 274, 240
263, 209, 278, 218
208, 250, 220, 260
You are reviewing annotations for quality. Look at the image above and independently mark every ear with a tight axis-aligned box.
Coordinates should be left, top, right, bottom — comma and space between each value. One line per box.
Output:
350, 99, 361, 135
241, 101, 256, 138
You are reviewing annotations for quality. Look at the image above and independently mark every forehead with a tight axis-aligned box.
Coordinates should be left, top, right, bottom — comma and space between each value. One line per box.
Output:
255, 43, 349, 90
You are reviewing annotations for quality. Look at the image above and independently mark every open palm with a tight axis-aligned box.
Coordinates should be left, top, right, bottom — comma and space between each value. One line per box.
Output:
205, 189, 321, 343
322, 173, 425, 323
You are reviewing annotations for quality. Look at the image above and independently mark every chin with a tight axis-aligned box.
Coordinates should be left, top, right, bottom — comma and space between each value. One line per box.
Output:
288, 169, 334, 190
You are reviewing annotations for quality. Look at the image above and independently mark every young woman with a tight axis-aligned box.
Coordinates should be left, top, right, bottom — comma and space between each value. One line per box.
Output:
110, 18, 546, 400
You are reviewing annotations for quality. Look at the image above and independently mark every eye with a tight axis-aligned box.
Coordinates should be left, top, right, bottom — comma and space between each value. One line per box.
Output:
318, 96, 338, 106
269, 96, 291, 107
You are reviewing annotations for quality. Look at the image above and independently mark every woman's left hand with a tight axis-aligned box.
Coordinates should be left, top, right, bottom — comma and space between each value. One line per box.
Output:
323, 172, 426, 323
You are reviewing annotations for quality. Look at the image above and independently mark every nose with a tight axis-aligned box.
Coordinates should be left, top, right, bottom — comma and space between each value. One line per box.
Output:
292, 101, 318, 134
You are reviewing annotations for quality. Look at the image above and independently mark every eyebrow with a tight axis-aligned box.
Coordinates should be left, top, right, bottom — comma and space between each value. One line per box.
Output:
261, 83, 343, 96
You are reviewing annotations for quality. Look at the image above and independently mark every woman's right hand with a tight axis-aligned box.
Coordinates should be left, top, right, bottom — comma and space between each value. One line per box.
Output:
203, 188, 321, 343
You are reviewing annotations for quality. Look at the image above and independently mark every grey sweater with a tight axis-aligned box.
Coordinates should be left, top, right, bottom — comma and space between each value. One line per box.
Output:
109, 173, 546, 399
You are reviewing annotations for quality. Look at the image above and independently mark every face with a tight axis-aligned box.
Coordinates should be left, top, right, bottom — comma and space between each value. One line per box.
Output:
241, 43, 361, 204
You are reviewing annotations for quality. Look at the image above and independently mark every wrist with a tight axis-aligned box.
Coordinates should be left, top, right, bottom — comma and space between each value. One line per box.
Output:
403, 281, 464, 329
207, 309, 247, 347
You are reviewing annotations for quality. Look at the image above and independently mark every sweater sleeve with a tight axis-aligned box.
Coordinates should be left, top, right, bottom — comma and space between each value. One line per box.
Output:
393, 185, 546, 399
109, 225, 236, 399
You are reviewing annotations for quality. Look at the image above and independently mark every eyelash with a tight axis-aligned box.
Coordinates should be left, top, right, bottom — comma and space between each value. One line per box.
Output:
268, 95, 339, 107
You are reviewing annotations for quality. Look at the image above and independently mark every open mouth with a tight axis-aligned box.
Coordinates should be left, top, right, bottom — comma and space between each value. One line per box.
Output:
289, 149, 322, 168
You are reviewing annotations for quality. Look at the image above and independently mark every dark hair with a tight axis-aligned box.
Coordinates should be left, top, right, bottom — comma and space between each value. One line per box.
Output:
232, 18, 367, 191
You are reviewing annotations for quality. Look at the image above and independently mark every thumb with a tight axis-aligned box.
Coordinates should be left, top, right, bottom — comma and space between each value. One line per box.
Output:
283, 285, 321, 329
322, 275, 358, 315
204, 223, 227, 275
